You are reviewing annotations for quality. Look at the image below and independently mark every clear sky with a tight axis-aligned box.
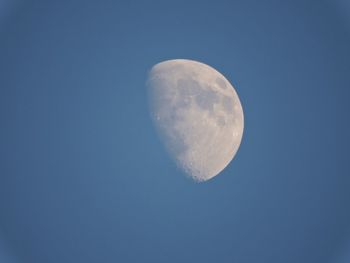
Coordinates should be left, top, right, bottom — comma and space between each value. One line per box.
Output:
0, 0, 350, 263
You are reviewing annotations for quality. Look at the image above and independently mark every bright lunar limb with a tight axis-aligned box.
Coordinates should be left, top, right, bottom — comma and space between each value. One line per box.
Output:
147, 59, 244, 182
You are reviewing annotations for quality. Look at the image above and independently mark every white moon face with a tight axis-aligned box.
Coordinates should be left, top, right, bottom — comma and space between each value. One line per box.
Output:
147, 59, 244, 182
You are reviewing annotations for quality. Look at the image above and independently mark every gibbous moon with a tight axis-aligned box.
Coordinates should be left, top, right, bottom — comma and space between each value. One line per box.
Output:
147, 59, 244, 182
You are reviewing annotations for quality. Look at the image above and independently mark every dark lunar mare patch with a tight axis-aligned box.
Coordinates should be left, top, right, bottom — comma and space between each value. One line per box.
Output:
222, 96, 234, 113
177, 78, 202, 96
216, 77, 227, 89
195, 86, 220, 112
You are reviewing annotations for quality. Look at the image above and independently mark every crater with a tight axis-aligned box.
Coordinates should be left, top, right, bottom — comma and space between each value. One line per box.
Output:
216, 115, 226, 126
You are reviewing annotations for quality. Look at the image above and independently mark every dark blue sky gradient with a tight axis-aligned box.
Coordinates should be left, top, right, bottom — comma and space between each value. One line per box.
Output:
0, 1, 350, 263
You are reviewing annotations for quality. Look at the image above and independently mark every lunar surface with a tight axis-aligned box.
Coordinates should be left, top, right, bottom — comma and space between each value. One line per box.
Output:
147, 59, 244, 182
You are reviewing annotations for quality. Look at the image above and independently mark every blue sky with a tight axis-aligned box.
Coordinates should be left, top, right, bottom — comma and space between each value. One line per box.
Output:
0, 0, 350, 263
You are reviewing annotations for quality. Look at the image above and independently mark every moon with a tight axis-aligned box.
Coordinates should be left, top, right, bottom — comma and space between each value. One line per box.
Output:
147, 59, 244, 182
